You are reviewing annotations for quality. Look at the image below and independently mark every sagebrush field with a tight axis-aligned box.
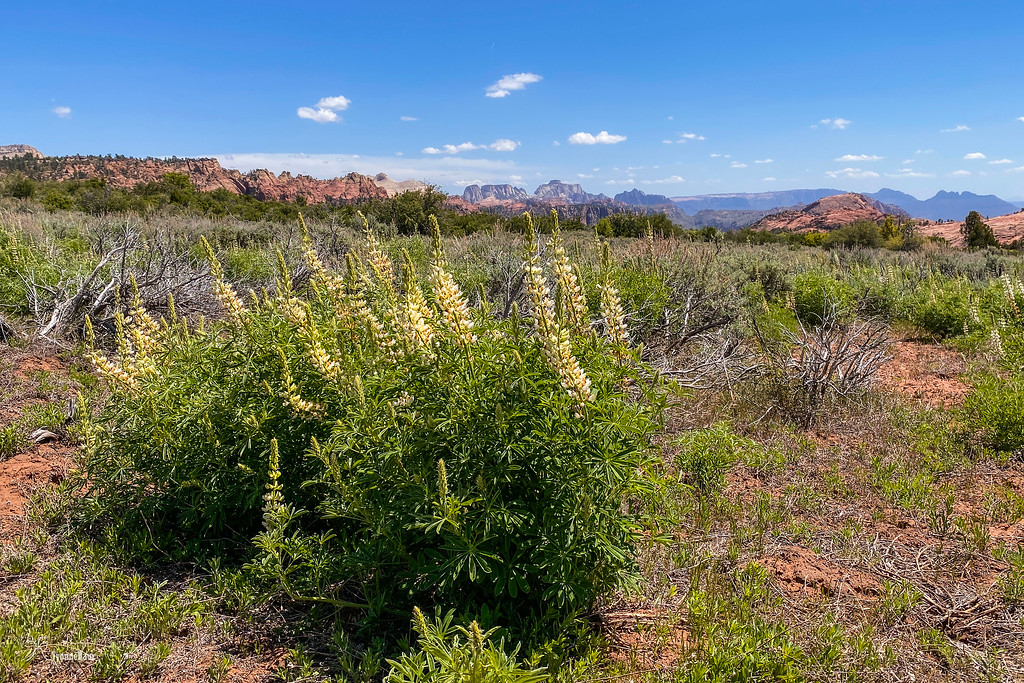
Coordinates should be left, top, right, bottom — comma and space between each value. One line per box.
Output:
0, 197, 1022, 683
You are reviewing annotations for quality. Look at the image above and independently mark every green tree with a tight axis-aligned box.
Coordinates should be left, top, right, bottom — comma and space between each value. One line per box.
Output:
961, 210, 997, 248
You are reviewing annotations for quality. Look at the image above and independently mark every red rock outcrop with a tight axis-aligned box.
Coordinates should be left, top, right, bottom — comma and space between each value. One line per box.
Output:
916, 210, 1024, 246
1, 155, 388, 203
751, 193, 888, 232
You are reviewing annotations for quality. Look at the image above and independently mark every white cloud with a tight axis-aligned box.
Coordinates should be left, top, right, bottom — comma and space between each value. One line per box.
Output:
676, 132, 705, 142
950, 169, 971, 176
297, 107, 339, 123
730, 162, 747, 169
577, 173, 594, 178
316, 95, 350, 111
604, 179, 637, 185
826, 167, 879, 179
52, 106, 72, 118
662, 140, 673, 145
964, 152, 986, 160
508, 175, 524, 183
819, 117, 851, 130
1018, 117, 1024, 123
989, 158, 1013, 165
455, 179, 485, 186
422, 139, 519, 155
836, 154, 883, 162
941, 125, 970, 133
400, 116, 418, 122
568, 130, 626, 145
709, 153, 721, 158
754, 158, 774, 164
552, 140, 560, 146
666, 115, 674, 120
901, 159, 915, 165
297, 94, 350, 123
763, 177, 777, 181
1007, 166, 1024, 173
886, 170, 933, 178
641, 175, 685, 184
488, 139, 520, 152
485, 72, 542, 98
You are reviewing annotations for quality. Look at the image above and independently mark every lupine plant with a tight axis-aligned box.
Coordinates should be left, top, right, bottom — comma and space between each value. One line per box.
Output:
76, 212, 665, 634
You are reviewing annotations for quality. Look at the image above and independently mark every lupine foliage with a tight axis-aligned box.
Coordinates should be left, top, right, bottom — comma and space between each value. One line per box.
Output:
76, 212, 665, 634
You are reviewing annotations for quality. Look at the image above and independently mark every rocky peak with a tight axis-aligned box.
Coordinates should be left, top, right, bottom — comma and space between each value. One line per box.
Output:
533, 179, 595, 204
0, 144, 43, 159
462, 184, 529, 203
614, 188, 673, 206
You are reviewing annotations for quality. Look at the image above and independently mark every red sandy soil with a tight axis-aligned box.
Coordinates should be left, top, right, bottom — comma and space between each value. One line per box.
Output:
876, 340, 969, 408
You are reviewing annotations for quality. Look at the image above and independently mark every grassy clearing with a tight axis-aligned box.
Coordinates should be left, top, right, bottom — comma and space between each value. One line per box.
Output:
0, 207, 1022, 682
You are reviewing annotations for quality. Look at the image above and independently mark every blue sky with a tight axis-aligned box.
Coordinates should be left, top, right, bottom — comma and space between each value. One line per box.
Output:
3, 1, 1023, 199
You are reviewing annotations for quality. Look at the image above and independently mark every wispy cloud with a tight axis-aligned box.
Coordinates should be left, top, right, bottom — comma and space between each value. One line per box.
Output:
604, 179, 637, 185
817, 117, 851, 130
400, 116, 418, 122
422, 139, 520, 155
763, 177, 777, 181
826, 167, 879, 179
950, 169, 971, 176
485, 72, 542, 98
297, 94, 351, 123
836, 154, 883, 162
676, 132, 705, 142
729, 162, 747, 169
754, 158, 774, 164
941, 124, 970, 133
568, 130, 626, 145
886, 169, 933, 178
577, 173, 594, 179
52, 106, 72, 118
641, 175, 685, 184
963, 152, 986, 160
989, 158, 1013, 165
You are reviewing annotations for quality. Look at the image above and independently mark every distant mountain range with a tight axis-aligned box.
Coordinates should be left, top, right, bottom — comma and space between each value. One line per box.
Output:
4, 145, 1020, 227
668, 188, 1021, 221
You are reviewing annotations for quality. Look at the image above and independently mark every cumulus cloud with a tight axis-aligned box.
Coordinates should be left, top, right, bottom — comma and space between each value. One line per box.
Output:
568, 130, 627, 145
964, 152, 986, 160
836, 154, 883, 162
485, 72, 542, 98
941, 125, 970, 133
488, 139, 520, 152
818, 117, 851, 130
1018, 117, 1024, 123
826, 167, 880, 179
754, 158, 774, 164
730, 162, 747, 169
52, 106, 72, 118
400, 116, 418, 122
422, 139, 520, 155
676, 132, 705, 142
950, 170, 971, 176
297, 94, 350, 123
988, 158, 1013, 164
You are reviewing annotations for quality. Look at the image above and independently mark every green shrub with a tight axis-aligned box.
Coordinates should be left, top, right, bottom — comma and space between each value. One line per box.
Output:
791, 270, 854, 323
78, 217, 664, 634
674, 423, 753, 496
961, 373, 1024, 452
